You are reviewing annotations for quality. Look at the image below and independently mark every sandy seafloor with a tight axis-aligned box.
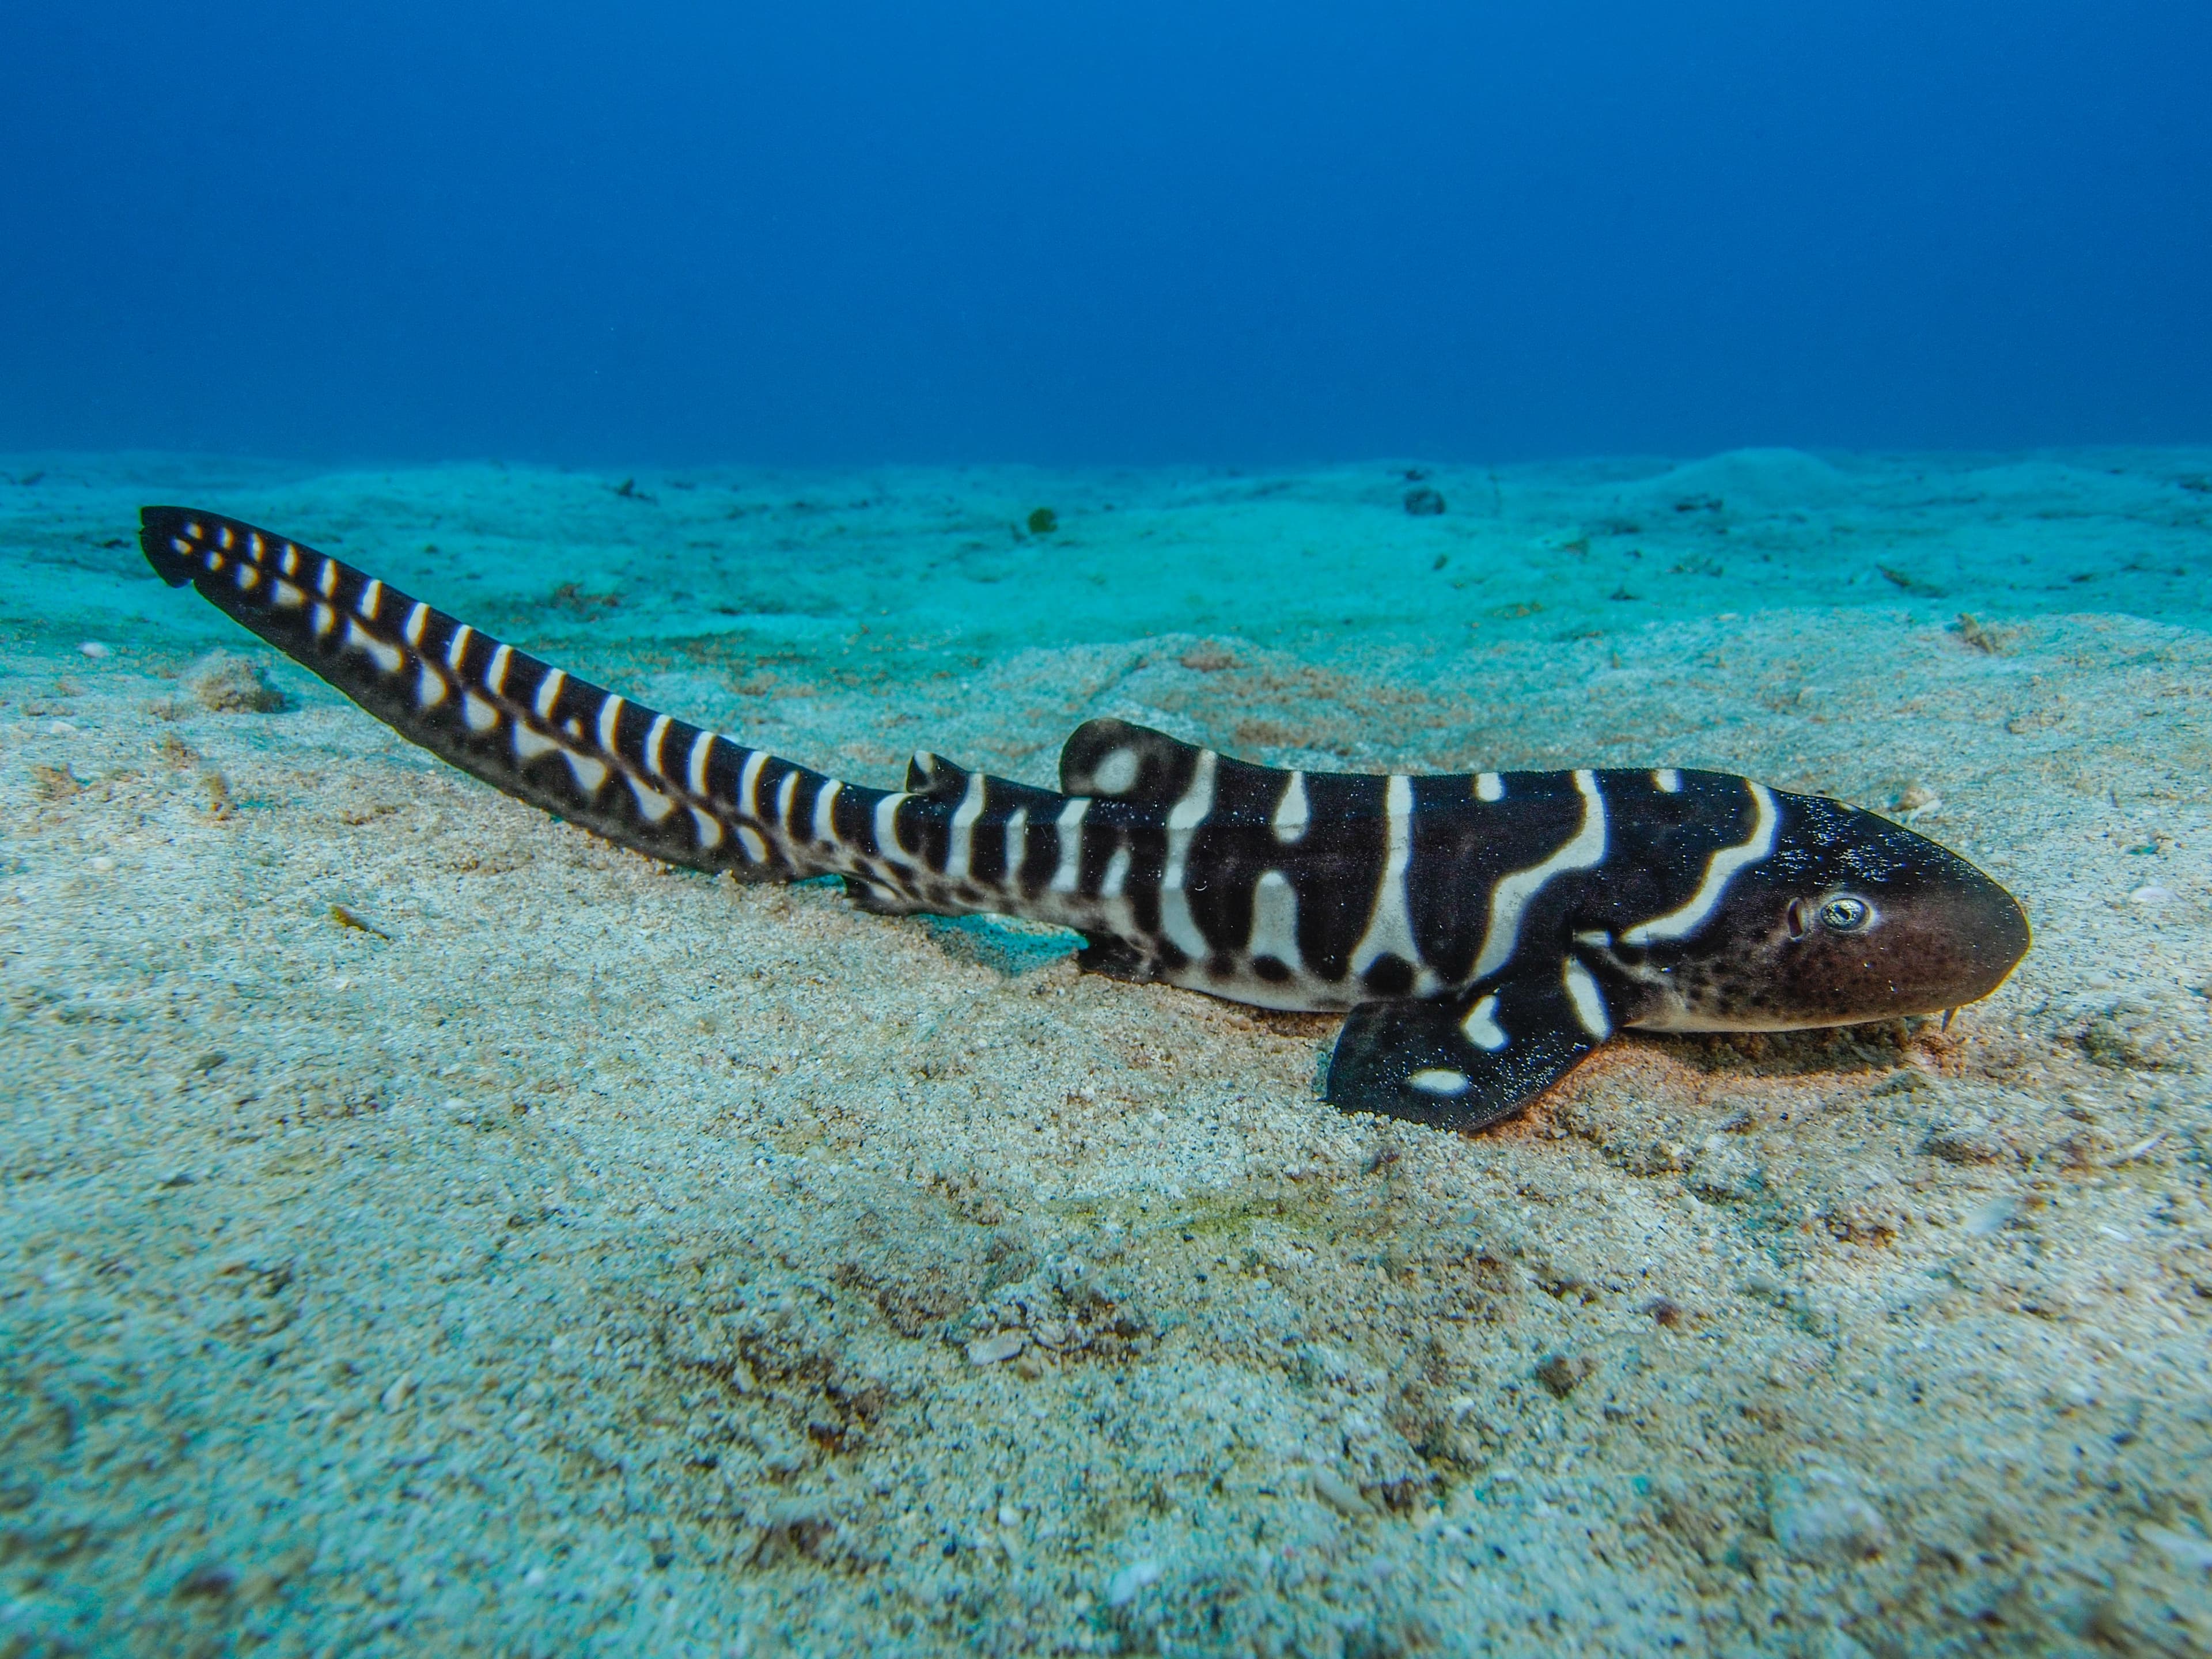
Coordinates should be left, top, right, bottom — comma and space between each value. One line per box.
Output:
3, 446, 2211, 1658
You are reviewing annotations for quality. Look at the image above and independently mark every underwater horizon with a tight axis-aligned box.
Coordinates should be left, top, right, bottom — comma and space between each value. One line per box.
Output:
5, 6, 2212, 1658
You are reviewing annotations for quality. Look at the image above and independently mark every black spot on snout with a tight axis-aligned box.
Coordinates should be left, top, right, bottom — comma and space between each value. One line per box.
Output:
1362, 956, 1416, 997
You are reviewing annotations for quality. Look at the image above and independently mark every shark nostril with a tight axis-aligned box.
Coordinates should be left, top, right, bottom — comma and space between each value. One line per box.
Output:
1786, 899, 1811, 939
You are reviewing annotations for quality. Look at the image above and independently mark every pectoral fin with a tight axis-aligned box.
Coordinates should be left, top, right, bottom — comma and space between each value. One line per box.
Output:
1325, 959, 1613, 1131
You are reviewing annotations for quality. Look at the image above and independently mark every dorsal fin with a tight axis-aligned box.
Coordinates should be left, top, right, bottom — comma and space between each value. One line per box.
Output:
1058, 718, 1210, 803
904, 749, 972, 799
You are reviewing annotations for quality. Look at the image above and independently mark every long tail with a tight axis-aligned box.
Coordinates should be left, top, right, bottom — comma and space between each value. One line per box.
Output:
141, 505, 882, 882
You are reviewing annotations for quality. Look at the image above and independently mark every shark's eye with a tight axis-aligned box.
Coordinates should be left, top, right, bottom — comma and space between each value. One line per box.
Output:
1819, 896, 1872, 933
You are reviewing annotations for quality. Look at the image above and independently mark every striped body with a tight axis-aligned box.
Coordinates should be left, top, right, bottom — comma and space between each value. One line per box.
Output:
141, 508, 2031, 1131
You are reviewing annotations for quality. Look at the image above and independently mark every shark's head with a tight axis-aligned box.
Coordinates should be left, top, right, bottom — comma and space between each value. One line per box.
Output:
1607, 787, 2030, 1032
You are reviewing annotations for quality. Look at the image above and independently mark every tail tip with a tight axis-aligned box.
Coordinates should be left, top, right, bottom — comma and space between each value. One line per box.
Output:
139, 505, 200, 587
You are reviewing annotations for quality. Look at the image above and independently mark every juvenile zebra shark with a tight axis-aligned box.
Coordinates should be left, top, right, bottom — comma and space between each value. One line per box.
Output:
141, 506, 2031, 1131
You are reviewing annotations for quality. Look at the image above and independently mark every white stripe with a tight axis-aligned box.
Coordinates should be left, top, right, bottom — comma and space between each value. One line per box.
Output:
446, 624, 474, 672
403, 601, 428, 646
1002, 806, 1028, 882
775, 768, 800, 835
1460, 993, 1508, 1051
1164, 752, 1217, 863
1471, 770, 1608, 981
562, 750, 608, 794
273, 580, 305, 609
1653, 768, 1681, 794
1476, 772, 1503, 803
312, 603, 335, 638
344, 619, 403, 674
1050, 798, 1089, 894
1101, 844, 1132, 899
627, 775, 675, 822
1158, 751, 1218, 960
739, 749, 768, 817
534, 669, 566, 719
688, 730, 717, 795
357, 578, 384, 620
464, 693, 498, 732
597, 695, 624, 753
737, 826, 768, 863
1562, 957, 1611, 1039
945, 770, 987, 880
486, 643, 512, 695
1621, 782, 1778, 946
812, 778, 842, 844
645, 713, 671, 778
317, 559, 339, 597
690, 806, 724, 850
1247, 870, 1302, 971
874, 791, 910, 859
415, 664, 448, 709
513, 725, 557, 761
1272, 772, 1309, 843
1349, 777, 1426, 983
279, 546, 298, 577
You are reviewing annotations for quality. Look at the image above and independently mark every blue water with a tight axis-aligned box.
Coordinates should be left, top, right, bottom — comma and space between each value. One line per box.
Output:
5, 2, 2209, 465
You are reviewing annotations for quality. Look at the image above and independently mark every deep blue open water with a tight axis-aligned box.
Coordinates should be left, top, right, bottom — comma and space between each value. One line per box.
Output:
4, 2, 2209, 466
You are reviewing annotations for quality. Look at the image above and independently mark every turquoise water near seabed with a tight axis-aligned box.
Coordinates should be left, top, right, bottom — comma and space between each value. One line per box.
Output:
7, 447, 2210, 679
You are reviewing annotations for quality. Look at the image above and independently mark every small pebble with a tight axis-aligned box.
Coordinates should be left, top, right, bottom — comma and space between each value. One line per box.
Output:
2141, 1525, 2212, 1573
2113, 1129, 2169, 1164
966, 1330, 1025, 1366
329, 903, 392, 940
1771, 1468, 1890, 1566
2051, 1379, 2099, 1411
192, 653, 289, 714
78, 640, 110, 659
173, 1562, 237, 1600
380, 1374, 416, 1412
1924, 1123, 2005, 1165
1106, 1559, 1160, 1607
1535, 1354, 1596, 1398
2130, 885, 2174, 906
1312, 1469, 1370, 1517
1963, 1195, 2020, 1237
